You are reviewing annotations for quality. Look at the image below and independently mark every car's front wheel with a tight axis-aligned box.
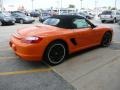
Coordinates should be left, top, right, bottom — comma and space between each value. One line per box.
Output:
44, 42, 67, 65
20, 20, 24, 24
112, 18, 116, 23
101, 32, 112, 47
101, 20, 105, 23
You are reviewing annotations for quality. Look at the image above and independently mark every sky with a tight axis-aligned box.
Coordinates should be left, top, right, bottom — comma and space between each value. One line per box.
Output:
3, 0, 120, 10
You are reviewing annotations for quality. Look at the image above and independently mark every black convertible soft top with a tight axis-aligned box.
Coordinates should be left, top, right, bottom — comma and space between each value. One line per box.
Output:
50, 15, 85, 20
45, 15, 96, 29
48, 15, 85, 29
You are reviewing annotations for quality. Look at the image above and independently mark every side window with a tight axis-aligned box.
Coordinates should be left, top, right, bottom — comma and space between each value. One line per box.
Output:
73, 19, 90, 28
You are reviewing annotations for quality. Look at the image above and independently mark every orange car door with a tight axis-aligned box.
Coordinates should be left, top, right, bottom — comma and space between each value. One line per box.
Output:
73, 18, 98, 49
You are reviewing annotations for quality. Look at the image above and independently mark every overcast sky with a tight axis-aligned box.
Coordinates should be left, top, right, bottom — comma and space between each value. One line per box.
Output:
3, 0, 120, 10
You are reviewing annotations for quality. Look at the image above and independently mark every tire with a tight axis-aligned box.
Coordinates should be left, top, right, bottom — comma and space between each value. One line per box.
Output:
112, 18, 116, 23
44, 42, 67, 65
20, 20, 24, 24
0, 21, 2, 26
12, 23, 15, 25
101, 20, 105, 23
101, 32, 112, 47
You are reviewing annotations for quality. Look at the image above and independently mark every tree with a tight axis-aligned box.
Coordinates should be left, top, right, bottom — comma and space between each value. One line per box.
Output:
68, 4, 75, 8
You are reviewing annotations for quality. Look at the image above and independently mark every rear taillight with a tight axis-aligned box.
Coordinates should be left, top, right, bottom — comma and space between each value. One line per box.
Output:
22, 36, 42, 44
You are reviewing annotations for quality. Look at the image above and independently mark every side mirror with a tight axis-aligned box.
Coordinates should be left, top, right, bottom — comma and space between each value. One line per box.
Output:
92, 25, 97, 28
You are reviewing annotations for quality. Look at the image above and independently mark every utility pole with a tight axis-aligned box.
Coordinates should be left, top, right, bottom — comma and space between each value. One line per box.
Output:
115, 0, 117, 9
31, 0, 34, 10
95, 0, 97, 9
80, 0, 83, 9
95, 0, 97, 14
60, 0, 62, 14
0, 0, 3, 11
60, 0, 62, 9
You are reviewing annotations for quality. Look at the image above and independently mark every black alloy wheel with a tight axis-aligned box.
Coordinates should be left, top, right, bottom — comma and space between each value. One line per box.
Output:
101, 32, 112, 47
44, 42, 67, 65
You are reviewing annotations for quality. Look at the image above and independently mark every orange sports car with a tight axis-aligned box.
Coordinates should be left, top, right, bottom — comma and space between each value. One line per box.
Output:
10, 15, 113, 65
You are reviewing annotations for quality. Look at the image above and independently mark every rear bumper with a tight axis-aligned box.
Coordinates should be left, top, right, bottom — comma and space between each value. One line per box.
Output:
9, 38, 45, 61
15, 53, 41, 61
100, 18, 114, 21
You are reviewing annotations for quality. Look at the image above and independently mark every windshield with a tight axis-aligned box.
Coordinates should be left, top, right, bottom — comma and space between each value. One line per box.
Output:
43, 18, 60, 26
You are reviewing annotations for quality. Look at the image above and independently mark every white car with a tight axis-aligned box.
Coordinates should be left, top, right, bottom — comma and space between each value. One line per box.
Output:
100, 10, 120, 23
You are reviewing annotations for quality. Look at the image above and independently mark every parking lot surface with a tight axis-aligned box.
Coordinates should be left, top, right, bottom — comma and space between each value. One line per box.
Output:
0, 18, 120, 90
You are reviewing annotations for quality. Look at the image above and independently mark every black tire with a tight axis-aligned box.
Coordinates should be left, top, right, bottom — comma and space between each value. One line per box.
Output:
11, 22, 15, 25
101, 20, 105, 23
20, 19, 24, 24
101, 32, 112, 47
44, 41, 67, 65
0, 21, 2, 26
112, 18, 116, 23
12, 23, 15, 25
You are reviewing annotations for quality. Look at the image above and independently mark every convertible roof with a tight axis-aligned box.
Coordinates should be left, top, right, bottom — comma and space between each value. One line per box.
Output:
50, 15, 85, 20
47, 15, 86, 29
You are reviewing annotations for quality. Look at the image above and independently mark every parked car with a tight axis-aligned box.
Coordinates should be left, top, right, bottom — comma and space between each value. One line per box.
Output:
11, 13, 35, 24
79, 12, 94, 19
11, 11, 30, 16
39, 13, 51, 22
10, 15, 113, 65
0, 12, 15, 26
30, 11, 40, 17
100, 10, 120, 23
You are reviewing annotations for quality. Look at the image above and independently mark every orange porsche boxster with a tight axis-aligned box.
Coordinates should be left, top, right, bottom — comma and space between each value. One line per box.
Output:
10, 15, 113, 65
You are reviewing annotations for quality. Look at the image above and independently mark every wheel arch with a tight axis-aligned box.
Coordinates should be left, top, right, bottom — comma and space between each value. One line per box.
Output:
101, 30, 112, 46
104, 30, 113, 36
43, 39, 69, 59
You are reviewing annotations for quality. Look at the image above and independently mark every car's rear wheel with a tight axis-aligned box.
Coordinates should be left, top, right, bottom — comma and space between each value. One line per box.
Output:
101, 32, 112, 47
0, 21, 2, 26
101, 20, 105, 23
44, 42, 67, 65
112, 18, 116, 23
20, 20, 24, 24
